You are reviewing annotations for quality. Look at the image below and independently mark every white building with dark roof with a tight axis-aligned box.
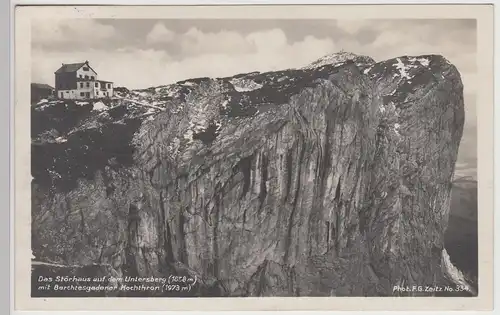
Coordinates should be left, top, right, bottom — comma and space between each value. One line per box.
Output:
55, 60, 114, 100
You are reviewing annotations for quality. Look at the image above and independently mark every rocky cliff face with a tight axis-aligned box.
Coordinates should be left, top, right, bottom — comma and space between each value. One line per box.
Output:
31, 52, 468, 297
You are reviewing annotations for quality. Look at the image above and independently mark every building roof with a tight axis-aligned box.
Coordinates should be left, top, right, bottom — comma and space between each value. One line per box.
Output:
97, 80, 113, 84
54, 61, 96, 74
31, 83, 54, 90
55, 62, 85, 74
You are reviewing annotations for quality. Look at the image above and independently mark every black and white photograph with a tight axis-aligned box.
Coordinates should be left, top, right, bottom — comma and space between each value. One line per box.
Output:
13, 4, 494, 311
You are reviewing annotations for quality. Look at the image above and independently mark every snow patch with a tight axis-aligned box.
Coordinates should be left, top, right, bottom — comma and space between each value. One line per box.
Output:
192, 122, 206, 133
363, 66, 373, 74
182, 105, 211, 144
152, 85, 182, 99
380, 100, 398, 115
154, 86, 170, 93
442, 249, 476, 295
92, 101, 107, 112
393, 58, 412, 80
215, 121, 222, 132
48, 170, 62, 179
37, 103, 53, 110
393, 123, 401, 136
167, 87, 181, 97
122, 98, 166, 111
75, 101, 89, 106
302, 51, 361, 70
55, 136, 67, 143
230, 78, 263, 92
417, 58, 430, 67
37, 99, 48, 104
145, 108, 157, 115
409, 57, 430, 67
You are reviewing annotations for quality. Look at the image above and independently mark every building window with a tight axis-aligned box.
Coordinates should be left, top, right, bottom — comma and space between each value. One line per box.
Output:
85, 75, 89, 79
80, 92, 85, 96
86, 82, 89, 88
107, 83, 111, 88
95, 82, 99, 87
91, 76, 95, 80
83, 67, 89, 71
60, 92, 63, 98
80, 82, 83, 88
79, 75, 83, 78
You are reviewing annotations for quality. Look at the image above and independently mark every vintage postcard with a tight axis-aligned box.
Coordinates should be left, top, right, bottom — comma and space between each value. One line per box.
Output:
13, 4, 494, 312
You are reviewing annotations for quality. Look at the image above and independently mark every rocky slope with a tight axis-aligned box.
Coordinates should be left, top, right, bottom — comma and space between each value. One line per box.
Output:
31, 52, 469, 297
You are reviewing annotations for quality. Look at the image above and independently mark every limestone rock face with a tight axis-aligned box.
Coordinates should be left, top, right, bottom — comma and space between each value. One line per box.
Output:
31, 52, 465, 297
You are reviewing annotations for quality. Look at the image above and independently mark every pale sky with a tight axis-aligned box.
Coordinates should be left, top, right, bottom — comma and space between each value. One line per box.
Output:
31, 19, 477, 178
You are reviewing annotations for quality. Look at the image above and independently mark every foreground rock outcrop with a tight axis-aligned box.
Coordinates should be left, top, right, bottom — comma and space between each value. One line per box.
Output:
31, 52, 468, 297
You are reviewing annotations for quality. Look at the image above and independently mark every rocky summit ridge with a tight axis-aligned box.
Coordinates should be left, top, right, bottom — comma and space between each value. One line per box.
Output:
31, 52, 470, 297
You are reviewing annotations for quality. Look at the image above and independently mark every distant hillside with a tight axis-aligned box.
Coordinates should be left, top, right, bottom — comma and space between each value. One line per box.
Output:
31, 83, 54, 105
450, 177, 478, 221
445, 177, 477, 291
